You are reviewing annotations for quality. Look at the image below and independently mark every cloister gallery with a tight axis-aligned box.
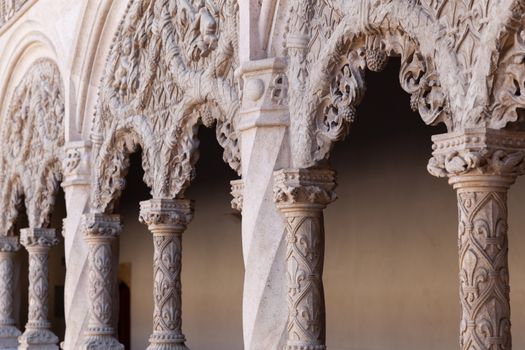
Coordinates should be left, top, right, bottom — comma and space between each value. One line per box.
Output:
2, 0, 525, 349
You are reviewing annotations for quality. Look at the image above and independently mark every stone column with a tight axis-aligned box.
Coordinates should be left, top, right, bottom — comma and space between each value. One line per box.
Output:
81, 214, 123, 350
428, 128, 525, 350
238, 57, 290, 350
273, 168, 336, 350
18, 228, 60, 350
61, 141, 92, 350
139, 199, 193, 350
0, 236, 21, 349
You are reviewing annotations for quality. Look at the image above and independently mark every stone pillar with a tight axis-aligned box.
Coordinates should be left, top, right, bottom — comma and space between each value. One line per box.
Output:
273, 168, 336, 350
428, 128, 525, 350
61, 141, 92, 350
18, 228, 60, 350
81, 214, 123, 350
0, 236, 21, 349
238, 57, 290, 350
139, 199, 193, 350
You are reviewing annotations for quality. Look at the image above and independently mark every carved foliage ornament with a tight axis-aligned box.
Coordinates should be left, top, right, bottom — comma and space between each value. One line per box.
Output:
283, 0, 452, 168
92, 0, 241, 213
0, 59, 65, 234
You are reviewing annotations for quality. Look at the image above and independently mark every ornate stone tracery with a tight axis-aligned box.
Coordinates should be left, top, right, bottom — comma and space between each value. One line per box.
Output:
91, 0, 242, 213
0, 58, 65, 232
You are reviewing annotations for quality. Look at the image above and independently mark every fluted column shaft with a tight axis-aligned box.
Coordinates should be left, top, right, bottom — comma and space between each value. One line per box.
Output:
273, 168, 336, 350
139, 199, 194, 350
428, 128, 525, 350
19, 228, 59, 350
81, 214, 123, 350
0, 236, 21, 350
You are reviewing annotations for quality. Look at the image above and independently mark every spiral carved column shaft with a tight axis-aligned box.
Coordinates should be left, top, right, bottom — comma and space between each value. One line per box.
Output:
139, 199, 194, 350
0, 237, 21, 349
428, 128, 525, 350
81, 214, 123, 350
19, 228, 59, 350
274, 168, 336, 350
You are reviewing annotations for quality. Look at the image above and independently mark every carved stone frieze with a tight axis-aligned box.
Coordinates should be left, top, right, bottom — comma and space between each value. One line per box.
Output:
19, 228, 59, 350
139, 199, 193, 350
91, 0, 242, 213
274, 168, 336, 350
0, 59, 64, 235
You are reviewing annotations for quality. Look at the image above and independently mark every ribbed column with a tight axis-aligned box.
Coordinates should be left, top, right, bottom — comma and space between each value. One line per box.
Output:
428, 128, 525, 350
0, 236, 21, 350
273, 168, 336, 350
81, 214, 123, 350
19, 228, 60, 350
61, 141, 92, 350
139, 199, 193, 350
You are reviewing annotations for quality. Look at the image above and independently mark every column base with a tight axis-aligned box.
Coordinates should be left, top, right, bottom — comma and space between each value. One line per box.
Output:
147, 333, 189, 350
18, 328, 59, 350
81, 334, 124, 350
0, 325, 21, 349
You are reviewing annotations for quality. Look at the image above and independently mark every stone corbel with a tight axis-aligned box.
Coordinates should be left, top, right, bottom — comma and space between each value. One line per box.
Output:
230, 179, 244, 212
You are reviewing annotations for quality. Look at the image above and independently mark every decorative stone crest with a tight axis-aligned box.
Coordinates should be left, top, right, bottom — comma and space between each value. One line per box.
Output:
62, 141, 91, 187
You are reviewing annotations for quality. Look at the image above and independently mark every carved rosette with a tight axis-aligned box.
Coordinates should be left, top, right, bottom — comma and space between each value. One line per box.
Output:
81, 214, 123, 350
230, 180, 244, 212
139, 199, 194, 350
273, 168, 336, 350
19, 228, 59, 350
428, 128, 525, 350
0, 236, 21, 349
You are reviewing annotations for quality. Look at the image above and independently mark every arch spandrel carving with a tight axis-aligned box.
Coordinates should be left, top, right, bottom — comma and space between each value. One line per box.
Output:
0, 59, 65, 233
280, 0, 525, 168
92, 0, 241, 213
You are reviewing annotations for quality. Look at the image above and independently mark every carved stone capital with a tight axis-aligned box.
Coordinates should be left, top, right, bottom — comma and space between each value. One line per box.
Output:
0, 236, 20, 253
238, 57, 290, 131
20, 228, 59, 250
428, 128, 525, 189
139, 199, 193, 233
273, 168, 337, 210
82, 214, 122, 243
62, 141, 92, 188
230, 180, 244, 212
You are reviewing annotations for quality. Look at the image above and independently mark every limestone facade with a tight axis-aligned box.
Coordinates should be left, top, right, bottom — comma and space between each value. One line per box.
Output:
1, 1, 525, 349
